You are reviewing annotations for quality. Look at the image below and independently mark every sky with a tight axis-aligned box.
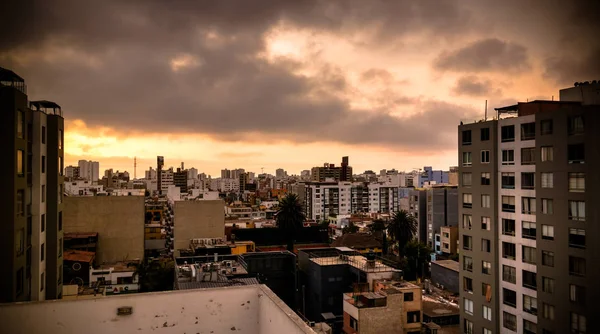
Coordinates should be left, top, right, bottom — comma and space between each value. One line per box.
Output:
1, 0, 598, 177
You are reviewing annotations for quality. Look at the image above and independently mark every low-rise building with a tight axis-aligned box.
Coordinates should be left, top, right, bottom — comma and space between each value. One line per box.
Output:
430, 260, 459, 294
330, 233, 383, 255
89, 261, 139, 295
173, 200, 225, 255
440, 226, 458, 255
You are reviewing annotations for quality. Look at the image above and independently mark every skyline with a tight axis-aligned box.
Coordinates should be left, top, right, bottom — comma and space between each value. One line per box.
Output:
2, 1, 598, 175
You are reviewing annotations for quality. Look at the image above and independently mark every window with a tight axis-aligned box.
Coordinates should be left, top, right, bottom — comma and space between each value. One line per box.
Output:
501, 125, 515, 142
523, 320, 537, 334
501, 150, 515, 165
481, 216, 490, 230
481, 194, 490, 208
59, 130, 63, 149
569, 285, 585, 305
523, 270, 537, 289
523, 295, 538, 315
522, 197, 535, 214
464, 298, 474, 315
463, 235, 472, 250
540, 119, 553, 135
463, 214, 472, 230
16, 229, 24, 256
522, 221, 536, 239
41, 243, 45, 261
407, 311, 420, 323
481, 239, 490, 252
40, 273, 44, 292
404, 292, 414, 301
482, 261, 491, 275
501, 173, 515, 189
58, 212, 63, 231
463, 194, 472, 208
59, 184, 63, 204
542, 277, 554, 293
17, 190, 24, 216
481, 127, 490, 141
542, 251, 554, 267
463, 256, 473, 272
481, 172, 490, 185
502, 196, 515, 212
17, 150, 24, 176
463, 277, 473, 293
521, 172, 535, 189
503, 312, 517, 331
569, 173, 585, 192
541, 225, 554, 240
42, 185, 46, 203
462, 130, 472, 145
482, 283, 491, 298
503, 265, 516, 284
568, 200, 585, 221
41, 214, 45, 232
543, 304, 555, 320
41, 156, 46, 173
541, 173, 553, 188
568, 144, 584, 163
482, 305, 492, 321
58, 238, 62, 257
541, 146, 553, 162
522, 246, 536, 264
502, 242, 516, 260
464, 319, 473, 334
349, 316, 358, 331
59, 157, 63, 175
462, 152, 472, 167
503, 288, 516, 307
521, 122, 535, 140
41, 126, 46, 144
569, 256, 585, 277
521, 147, 535, 165
568, 115, 584, 135
569, 228, 585, 248
483, 329, 492, 334
17, 109, 24, 138
502, 219, 515, 236
481, 150, 490, 163
542, 198, 553, 214
462, 172, 472, 186
570, 312, 586, 334
16, 267, 24, 296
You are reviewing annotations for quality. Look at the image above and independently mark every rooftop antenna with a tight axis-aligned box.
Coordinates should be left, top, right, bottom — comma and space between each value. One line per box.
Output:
261, 167, 264, 174
484, 100, 488, 121
134, 157, 137, 180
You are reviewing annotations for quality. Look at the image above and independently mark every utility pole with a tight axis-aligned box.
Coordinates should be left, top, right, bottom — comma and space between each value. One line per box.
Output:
134, 156, 137, 180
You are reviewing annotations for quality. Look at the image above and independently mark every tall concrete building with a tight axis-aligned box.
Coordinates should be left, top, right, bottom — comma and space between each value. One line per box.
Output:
426, 185, 458, 249
78, 160, 99, 184
0, 67, 64, 302
311, 156, 353, 182
458, 82, 598, 334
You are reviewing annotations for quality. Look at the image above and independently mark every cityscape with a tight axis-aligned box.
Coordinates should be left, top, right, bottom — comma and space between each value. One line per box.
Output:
1, 1, 598, 334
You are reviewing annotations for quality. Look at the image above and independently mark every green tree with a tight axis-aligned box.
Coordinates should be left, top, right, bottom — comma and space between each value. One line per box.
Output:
369, 219, 386, 232
129, 259, 175, 292
342, 222, 359, 234
276, 193, 305, 252
387, 210, 417, 253
402, 241, 431, 281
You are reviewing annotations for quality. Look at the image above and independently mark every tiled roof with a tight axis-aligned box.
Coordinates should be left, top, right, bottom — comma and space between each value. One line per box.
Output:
63, 250, 95, 263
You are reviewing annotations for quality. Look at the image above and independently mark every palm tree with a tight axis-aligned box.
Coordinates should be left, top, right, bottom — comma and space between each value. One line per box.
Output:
387, 210, 417, 254
276, 193, 305, 252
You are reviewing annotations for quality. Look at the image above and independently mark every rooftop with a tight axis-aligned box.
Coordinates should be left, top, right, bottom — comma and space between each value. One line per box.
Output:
30, 100, 63, 117
422, 295, 460, 318
311, 255, 398, 273
330, 233, 381, 249
64, 232, 99, 239
63, 250, 95, 264
96, 261, 139, 273
432, 260, 459, 273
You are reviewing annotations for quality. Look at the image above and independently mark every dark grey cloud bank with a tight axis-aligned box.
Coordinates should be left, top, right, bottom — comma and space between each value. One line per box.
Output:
452, 76, 502, 97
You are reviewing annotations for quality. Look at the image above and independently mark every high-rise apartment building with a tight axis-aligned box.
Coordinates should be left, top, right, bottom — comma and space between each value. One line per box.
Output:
311, 156, 353, 182
458, 82, 598, 334
77, 160, 99, 184
0, 67, 64, 302
64, 165, 80, 180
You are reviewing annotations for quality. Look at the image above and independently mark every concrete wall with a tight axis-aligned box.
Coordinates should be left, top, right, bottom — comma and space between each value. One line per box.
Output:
174, 200, 225, 253
63, 196, 145, 264
0, 285, 315, 334
357, 294, 403, 334
431, 262, 459, 293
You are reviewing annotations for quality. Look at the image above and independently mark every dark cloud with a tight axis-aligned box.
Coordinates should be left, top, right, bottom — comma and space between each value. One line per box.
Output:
544, 47, 600, 86
433, 38, 530, 73
452, 76, 502, 97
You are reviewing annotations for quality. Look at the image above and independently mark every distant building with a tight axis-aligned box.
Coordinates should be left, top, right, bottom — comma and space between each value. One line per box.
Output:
173, 200, 225, 255
173, 168, 188, 193
64, 165, 80, 180
440, 225, 458, 255
425, 185, 458, 248
311, 156, 353, 182
430, 260, 459, 293
78, 160, 100, 184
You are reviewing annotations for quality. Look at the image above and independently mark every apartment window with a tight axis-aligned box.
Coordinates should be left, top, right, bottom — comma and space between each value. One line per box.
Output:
463, 256, 473, 272
568, 200, 585, 221
41, 156, 46, 173
16, 228, 24, 256
41, 214, 45, 232
16, 267, 24, 296
522, 197, 535, 214
569, 228, 585, 248
463, 194, 472, 208
483, 329, 492, 334
481, 239, 490, 252
480, 127, 490, 141
464, 319, 474, 334
463, 214, 472, 230
569, 256, 585, 277
59, 157, 63, 175
502, 196, 515, 212
503, 288, 516, 307
540, 119, 553, 135
482, 305, 492, 321
463, 277, 473, 293
41, 126, 46, 144
41, 243, 45, 261
59, 129, 63, 149
569, 285, 585, 305
463, 235, 472, 250
543, 303, 555, 320
522, 221, 536, 239
501, 125, 515, 142
481, 150, 490, 163
523, 295, 538, 315
521, 122, 535, 140
542, 277, 554, 293
464, 298, 474, 315
17, 109, 25, 138
503, 312, 517, 331
523, 320, 537, 334
541, 225, 554, 240
58, 238, 63, 257
570, 313, 586, 334
17, 150, 24, 176
480, 172, 490, 185
42, 185, 46, 203
541, 198, 553, 214
502, 242, 516, 260
482, 283, 491, 298
462, 172, 472, 186
503, 265, 516, 284
541, 146, 553, 162
501, 150, 515, 165
523, 246, 536, 264
404, 292, 414, 301
541, 173, 553, 188
481, 216, 490, 230
41, 273, 44, 292
59, 184, 63, 204
568, 115, 584, 135
482, 261, 491, 275
58, 211, 63, 231
349, 316, 358, 331
521, 147, 535, 165
501, 173, 515, 189
569, 173, 585, 192
462, 130, 472, 145
502, 219, 515, 236
481, 194, 490, 208
521, 172, 535, 189
462, 152, 472, 167
407, 311, 420, 323
542, 251, 554, 267
17, 190, 25, 216
568, 144, 584, 163
523, 270, 537, 289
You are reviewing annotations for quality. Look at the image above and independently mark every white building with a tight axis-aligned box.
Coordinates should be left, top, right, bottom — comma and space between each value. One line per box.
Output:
89, 263, 139, 295
78, 160, 100, 184
161, 168, 174, 192
188, 167, 198, 180
64, 165, 78, 179
145, 167, 157, 180
65, 180, 104, 196
368, 183, 401, 213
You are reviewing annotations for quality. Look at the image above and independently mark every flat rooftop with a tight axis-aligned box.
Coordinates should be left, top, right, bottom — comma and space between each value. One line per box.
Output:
422, 295, 460, 317
311, 255, 397, 273
432, 260, 459, 273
